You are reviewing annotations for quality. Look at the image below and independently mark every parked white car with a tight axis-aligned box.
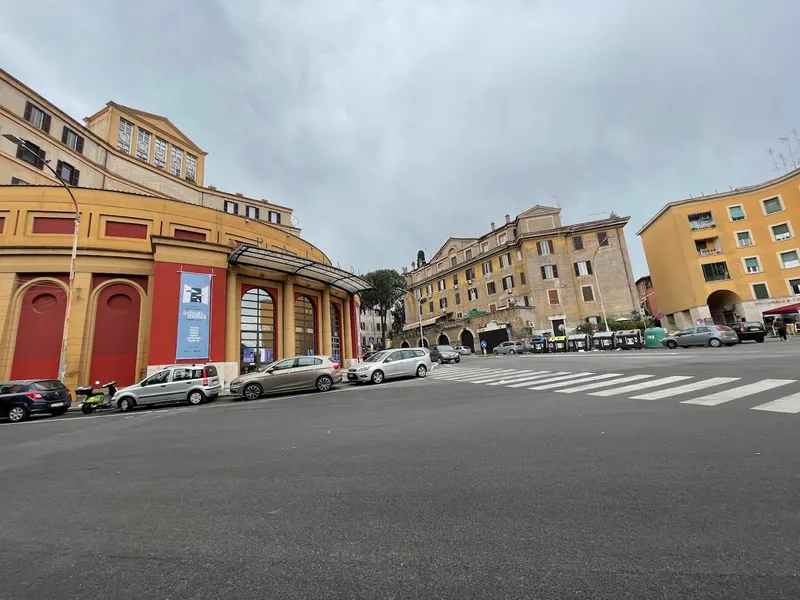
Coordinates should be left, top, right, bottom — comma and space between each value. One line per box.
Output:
347, 348, 431, 384
454, 345, 472, 355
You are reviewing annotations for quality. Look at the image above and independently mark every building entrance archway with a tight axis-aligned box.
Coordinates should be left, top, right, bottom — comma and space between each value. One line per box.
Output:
401, 341, 410, 348
417, 337, 429, 348
295, 295, 316, 356
240, 288, 275, 373
707, 289, 744, 324
437, 333, 450, 345
459, 329, 475, 352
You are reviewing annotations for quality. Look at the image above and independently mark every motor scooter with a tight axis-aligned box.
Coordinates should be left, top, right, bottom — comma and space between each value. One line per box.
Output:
75, 381, 119, 415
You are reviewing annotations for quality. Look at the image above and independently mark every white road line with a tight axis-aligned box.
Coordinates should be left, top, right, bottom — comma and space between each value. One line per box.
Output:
751, 392, 800, 413
486, 372, 553, 386
460, 370, 520, 382
681, 379, 795, 406
505, 372, 573, 388
590, 376, 694, 397
529, 373, 622, 391
469, 371, 539, 384
629, 377, 740, 400
556, 374, 655, 394
431, 369, 511, 381
524, 372, 595, 388
428, 368, 497, 379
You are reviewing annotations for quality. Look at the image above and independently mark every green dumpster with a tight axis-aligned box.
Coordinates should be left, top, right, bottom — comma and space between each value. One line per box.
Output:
644, 327, 667, 349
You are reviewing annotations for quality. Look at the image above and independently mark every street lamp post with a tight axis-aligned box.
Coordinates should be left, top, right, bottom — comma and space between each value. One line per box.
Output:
405, 290, 425, 347
592, 243, 609, 332
4, 134, 80, 381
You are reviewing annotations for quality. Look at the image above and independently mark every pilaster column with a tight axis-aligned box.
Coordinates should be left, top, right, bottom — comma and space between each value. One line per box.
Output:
0, 272, 18, 380
321, 288, 332, 355
342, 294, 353, 361
64, 271, 93, 392
225, 271, 239, 365
283, 278, 295, 358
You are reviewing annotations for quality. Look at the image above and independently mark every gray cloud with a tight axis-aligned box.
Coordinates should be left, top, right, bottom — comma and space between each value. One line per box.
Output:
3, 0, 800, 276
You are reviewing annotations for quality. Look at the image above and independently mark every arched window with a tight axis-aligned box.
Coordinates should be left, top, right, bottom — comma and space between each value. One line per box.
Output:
295, 295, 316, 356
330, 304, 341, 362
240, 289, 274, 373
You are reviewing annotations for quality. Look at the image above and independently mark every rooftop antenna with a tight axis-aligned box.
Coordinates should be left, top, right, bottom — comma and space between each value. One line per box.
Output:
780, 136, 798, 169
779, 152, 789, 173
793, 129, 800, 151
769, 148, 780, 173
552, 195, 561, 209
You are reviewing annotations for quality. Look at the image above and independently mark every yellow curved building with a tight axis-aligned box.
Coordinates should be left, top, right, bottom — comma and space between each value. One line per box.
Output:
0, 68, 368, 391
639, 168, 800, 329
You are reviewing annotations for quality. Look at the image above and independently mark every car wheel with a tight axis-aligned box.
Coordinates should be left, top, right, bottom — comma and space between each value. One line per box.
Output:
665, 340, 678, 349
81, 403, 95, 415
416, 364, 427, 378
118, 397, 134, 412
438, 357, 444, 365
188, 390, 206, 405
371, 370, 385, 384
50, 408, 67, 417
7, 404, 29, 423
243, 383, 262, 401
316, 375, 334, 392
756, 337, 765, 343
455, 357, 460, 363
509, 349, 516, 355
493, 350, 498, 355
709, 338, 722, 348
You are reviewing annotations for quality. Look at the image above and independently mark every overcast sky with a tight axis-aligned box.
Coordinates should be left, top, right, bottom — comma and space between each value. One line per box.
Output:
3, 0, 799, 278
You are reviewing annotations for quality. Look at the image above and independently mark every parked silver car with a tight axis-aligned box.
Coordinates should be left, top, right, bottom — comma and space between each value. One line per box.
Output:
113, 364, 222, 412
454, 345, 472, 355
662, 325, 740, 349
493, 340, 525, 355
347, 348, 431, 384
229, 355, 342, 400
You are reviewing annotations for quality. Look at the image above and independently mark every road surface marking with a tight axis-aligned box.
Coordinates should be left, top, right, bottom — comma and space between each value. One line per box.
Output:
556, 374, 655, 394
431, 369, 512, 381
468, 371, 538, 384
428, 368, 500, 380
629, 377, 740, 400
517, 372, 594, 388
486, 372, 553, 386
751, 392, 800, 413
681, 379, 795, 406
529, 373, 622, 391
504, 372, 573, 387
590, 376, 693, 396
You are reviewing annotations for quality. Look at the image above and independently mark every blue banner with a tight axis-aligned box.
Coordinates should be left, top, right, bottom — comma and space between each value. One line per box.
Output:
176, 272, 211, 360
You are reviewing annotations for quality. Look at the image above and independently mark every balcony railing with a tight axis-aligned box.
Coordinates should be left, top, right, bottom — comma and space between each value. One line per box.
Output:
697, 247, 722, 257
703, 272, 731, 282
690, 221, 717, 231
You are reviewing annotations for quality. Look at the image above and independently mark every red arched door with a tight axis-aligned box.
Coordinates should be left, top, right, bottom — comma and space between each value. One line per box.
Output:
89, 284, 142, 386
11, 282, 67, 380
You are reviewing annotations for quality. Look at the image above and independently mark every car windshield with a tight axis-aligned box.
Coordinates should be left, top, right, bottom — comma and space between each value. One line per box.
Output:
365, 351, 390, 362
437, 345, 456, 352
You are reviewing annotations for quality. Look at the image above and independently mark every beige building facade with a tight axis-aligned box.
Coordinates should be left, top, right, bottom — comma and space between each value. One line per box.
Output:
401, 206, 639, 349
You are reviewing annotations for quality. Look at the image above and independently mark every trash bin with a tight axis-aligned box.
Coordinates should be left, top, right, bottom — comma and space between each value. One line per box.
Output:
567, 333, 592, 352
547, 335, 567, 353
529, 336, 549, 354
616, 329, 644, 349
593, 330, 615, 350
644, 327, 667, 349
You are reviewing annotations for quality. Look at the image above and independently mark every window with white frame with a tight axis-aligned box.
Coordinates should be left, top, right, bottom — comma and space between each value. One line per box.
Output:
186, 154, 198, 181
468, 287, 478, 301
541, 264, 558, 279
437, 279, 446, 292
415, 288, 422, 300
245, 205, 260, 219
502, 275, 514, 291
437, 262, 443, 272
439, 298, 448, 310
574, 260, 593, 276
135, 128, 151, 160
771, 222, 792, 241
499, 253, 512, 268
728, 205, 746, 221
779, 250, 800, 269
425, 284, 433, 296
516, 249, 522, 261
450, 256, 457, 267
62, 127, 83, 153
154, 137, 168, 168
498, 232, 507, 245
762, 196, 783, 215
117, 118, 133, 153
25, 102, 47, 130
452, 273, 458, 286
789, 278, 800, 295
170, 146, 184, 176
480, 241, 490, 253
537, 240, 554, 255
268, 211, 281, 224
224, 200, 238, 214
465, 267, 475, 280
751, 283, 770, 300
482, 260, 493, 275
465, 248, 473, 260
581, 285, 595, 302
743, 257, 761, 274
736, 230, 754, 247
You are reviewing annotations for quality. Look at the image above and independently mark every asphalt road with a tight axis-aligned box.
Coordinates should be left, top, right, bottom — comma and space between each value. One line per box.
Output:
2, 342, 799, 599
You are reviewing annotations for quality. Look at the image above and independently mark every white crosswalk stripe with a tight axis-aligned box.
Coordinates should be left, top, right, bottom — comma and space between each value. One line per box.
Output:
588, 376, 694, 397
425, 365, 800, 414
681, 379, 795, 406
629, 377, 740, 401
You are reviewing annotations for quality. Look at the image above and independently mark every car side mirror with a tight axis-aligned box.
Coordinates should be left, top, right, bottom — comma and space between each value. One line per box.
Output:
385, 358, 393, 363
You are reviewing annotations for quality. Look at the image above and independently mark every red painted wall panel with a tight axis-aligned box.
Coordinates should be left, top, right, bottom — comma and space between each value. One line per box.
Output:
89, 283, 142, 386
0, 216, 4, 233
32, 217, 73, 234
92, 274, 149, 293
174, 229, 207, 242
350, 298, 358, 358
105, 221, 148, 239
148, 262, 226, 365
10, 283, 66, 380
240, 284, 280, 359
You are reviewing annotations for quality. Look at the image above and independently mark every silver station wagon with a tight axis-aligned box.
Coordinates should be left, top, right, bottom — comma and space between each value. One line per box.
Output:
347, 348, 431, 384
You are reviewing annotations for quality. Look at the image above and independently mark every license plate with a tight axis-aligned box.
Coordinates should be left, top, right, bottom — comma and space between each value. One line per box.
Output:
50, 402, 64, 408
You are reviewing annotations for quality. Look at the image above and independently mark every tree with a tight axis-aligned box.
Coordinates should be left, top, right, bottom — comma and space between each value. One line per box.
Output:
391, 298, 406, 334
360, 269, 407, 348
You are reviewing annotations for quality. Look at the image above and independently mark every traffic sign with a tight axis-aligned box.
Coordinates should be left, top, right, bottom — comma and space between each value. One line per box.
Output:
480, 340, 487, 349
368, 337, 374, 343
656, 312, 664, 319
696, 318, 704, 325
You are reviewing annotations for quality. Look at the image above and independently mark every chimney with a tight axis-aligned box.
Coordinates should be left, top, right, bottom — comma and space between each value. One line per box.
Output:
490, 221, 495, 231
235, 192, 244, 197
207, 185, 217, 191
505, 214, 510, 224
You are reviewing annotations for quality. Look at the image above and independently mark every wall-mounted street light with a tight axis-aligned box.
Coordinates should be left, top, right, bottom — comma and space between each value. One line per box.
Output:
4, 133, 80, 382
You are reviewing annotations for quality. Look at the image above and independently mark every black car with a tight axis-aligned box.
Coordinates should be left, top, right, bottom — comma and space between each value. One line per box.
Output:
0, 379, 72, 423
430, 344, 461, 364
725, 321, 766, 343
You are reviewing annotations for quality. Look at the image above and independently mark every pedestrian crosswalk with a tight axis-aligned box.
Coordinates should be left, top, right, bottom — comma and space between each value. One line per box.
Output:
426, 366, 800, 414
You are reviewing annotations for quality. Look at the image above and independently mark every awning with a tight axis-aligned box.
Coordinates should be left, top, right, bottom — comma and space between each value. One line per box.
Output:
762, 303, 800, 315
228, 245, 373, 295
402, 316, 442, 332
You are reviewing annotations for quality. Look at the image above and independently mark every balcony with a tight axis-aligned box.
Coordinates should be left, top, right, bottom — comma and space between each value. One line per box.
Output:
688, 211, 716, 231
702, 261, 731, 282
695, 237, 722, 257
